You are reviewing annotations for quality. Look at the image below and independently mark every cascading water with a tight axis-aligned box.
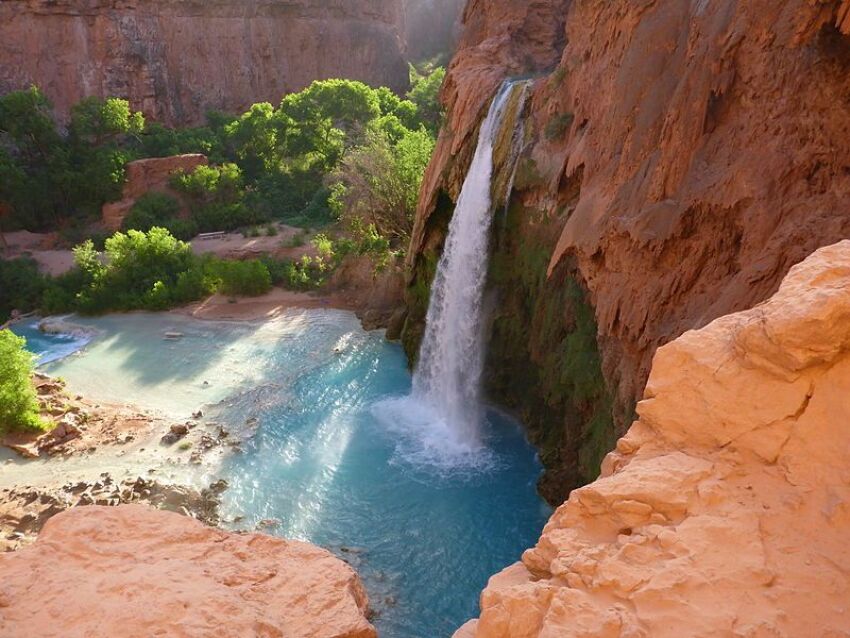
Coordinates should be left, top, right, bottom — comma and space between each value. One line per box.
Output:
374, 79, 531, 467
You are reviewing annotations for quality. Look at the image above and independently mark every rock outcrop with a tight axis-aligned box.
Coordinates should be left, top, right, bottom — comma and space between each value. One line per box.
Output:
454, 240, 850, 637
0, 505, 376, 638
404, 0, 850, 500
102, 154, 207, 230
0, 0, 408, 125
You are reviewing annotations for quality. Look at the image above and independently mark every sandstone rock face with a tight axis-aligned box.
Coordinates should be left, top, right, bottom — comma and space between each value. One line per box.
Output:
102, 153, 207, 230
454, 240, 850, 638
405, 0, 850, 499
0, 505, 376, 638
403, 0, 464, 61
0, 0, 408, 125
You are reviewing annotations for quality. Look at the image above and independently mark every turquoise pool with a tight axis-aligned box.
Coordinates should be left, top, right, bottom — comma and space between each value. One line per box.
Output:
14, 310, 550, 637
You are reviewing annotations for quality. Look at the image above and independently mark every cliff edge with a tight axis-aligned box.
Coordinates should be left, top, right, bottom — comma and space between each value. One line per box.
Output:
454, 240, 850, 637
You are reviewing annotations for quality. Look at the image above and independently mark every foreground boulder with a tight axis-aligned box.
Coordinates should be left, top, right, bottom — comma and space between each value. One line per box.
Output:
455, 240, 850, 637
0, 505, 376, 638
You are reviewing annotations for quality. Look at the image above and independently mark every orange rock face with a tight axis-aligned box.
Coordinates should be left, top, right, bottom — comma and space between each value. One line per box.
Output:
406, 0, 850, 497
0, 0, 408, 125
454, 240, 850, 637
102, 154, 207, 230
0, 505, 376, 638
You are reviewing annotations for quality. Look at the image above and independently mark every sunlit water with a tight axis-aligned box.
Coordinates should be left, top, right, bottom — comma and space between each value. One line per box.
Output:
13, 311, 551, 637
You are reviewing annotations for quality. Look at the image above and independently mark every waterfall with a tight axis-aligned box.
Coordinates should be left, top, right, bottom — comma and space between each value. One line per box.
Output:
411, 81, 523, 445
373, 79, 530, 468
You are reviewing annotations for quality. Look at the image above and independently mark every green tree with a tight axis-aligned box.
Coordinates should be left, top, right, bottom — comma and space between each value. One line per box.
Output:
69, 97, 144, 146
407, 66, 446, 134
223, 102, 285, 180
0, 330, 46, 434
0, 87, 68, 228
330, 127, 434, 244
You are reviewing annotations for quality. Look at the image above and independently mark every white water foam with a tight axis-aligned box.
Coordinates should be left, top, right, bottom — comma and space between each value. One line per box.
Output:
374, 79, 531, 472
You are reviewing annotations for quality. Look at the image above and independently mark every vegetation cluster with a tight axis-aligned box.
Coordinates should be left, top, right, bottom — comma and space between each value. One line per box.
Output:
0, 67, 445, 322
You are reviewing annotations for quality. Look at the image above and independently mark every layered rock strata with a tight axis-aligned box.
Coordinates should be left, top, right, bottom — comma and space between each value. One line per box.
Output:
0, 0, 408, 125
453, 240, 850, 637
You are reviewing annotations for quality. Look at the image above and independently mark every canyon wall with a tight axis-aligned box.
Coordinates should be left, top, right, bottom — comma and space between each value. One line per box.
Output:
453, 240, 850, 638
0, 504, 376, 638
403, 0, 850, 502
403, 0, 465, 62
0, 0, 409, 125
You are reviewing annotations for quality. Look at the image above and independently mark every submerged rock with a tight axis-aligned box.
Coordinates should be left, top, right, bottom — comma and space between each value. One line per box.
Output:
0, 505, 376, 638
455, 242, 850, 636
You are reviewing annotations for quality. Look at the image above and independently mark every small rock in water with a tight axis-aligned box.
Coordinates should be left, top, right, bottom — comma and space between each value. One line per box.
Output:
256, 518, 281, 530
208, 479, 229, 494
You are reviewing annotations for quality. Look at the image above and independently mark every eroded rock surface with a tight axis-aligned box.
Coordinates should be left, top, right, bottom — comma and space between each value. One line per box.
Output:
454, 241, 850, 637
0, 0, 408, 125
0, 505, 377, 638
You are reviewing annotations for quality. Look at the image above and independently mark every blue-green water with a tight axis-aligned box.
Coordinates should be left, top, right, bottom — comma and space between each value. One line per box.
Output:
13, 311, 550, 637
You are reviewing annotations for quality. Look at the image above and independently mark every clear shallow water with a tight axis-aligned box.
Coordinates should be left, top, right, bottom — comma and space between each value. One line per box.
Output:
13, 311, 551, 637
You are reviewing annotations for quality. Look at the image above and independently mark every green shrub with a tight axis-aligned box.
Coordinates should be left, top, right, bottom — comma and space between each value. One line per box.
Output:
208, 259, 272, 297
0, 331, 47, 434
72, 228, 207, 313
40, 268, 89, 315
265, 224, 278, 237
0, 257, 47, 322
288, 231, 307, 248
122, 193, 197, 240
193, 202, 264, 233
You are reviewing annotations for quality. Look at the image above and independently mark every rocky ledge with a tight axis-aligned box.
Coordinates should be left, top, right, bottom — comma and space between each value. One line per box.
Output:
455, 241, 850, 637
0, 505, 377, 638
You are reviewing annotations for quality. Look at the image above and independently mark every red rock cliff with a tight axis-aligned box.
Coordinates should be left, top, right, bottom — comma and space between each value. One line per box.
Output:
404, 0, 850, 501
454, 240, 850, 636
0, 0, 409, 125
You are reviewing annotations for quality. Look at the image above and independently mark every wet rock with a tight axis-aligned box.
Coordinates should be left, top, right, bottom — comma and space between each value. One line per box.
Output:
256, 518, 281, 531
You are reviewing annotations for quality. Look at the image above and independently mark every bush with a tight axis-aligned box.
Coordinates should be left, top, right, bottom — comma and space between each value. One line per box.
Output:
72, 228, 208, 313
0, 330, 47, 434
193, 202, 264, 233
0, 257, 47, 322
122, 193, 197, 240
208, 259, 272, 297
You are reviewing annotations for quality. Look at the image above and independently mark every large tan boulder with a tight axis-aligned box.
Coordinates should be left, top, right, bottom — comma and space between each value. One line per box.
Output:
102, 154, 207, 231
455, 240, 850, 637
0, 505, 376, 638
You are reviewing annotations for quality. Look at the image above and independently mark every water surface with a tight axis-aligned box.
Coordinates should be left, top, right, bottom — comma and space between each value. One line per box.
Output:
14, 310, 550, 637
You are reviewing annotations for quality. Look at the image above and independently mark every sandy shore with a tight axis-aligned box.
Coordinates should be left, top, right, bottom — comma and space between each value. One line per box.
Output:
173, 287, 356, 321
